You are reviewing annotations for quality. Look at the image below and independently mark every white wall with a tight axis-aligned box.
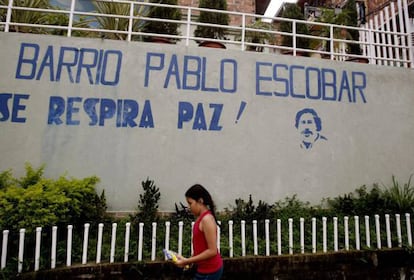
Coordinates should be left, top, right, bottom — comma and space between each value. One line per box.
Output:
1, 32, 413, 212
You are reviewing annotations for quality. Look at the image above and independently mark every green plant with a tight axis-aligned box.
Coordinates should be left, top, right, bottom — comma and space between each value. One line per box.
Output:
279, 3, 310, 54
93, 0, 150, 40
311, 7, 353, 55
326, 184, 386, 216
194, 0, 229, 40
383, 175, 414, 214
142, 0, 182, 41
0, 0, 50, 33
237, 20, 274, 52
131, 178, 161, 225
0, 163, 107, 232
341, 0, 361, 55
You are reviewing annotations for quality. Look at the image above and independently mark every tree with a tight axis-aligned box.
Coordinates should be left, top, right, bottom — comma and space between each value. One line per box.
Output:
279, 3, 310, 54
93, 0, 150, 40
194, 0, 229, 40
142, 0, 182, 42
342, 0, 361, 55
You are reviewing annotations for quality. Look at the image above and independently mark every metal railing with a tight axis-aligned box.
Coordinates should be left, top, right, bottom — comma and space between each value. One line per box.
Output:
0, 213, 413, 275
0, 0, 413, 68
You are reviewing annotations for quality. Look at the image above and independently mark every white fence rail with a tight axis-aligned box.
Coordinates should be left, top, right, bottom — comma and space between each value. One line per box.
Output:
0, 0, 413, 68
0, 213, 413, 274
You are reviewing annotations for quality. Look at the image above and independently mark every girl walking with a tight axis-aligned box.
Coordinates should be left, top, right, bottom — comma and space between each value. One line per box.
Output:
175, 184, 223, 280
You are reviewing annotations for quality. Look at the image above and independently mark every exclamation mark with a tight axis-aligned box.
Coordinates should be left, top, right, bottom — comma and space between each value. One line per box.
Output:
235, 101, 247, 123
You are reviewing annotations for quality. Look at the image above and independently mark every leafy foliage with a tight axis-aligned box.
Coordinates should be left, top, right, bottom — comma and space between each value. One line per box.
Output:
0, 163, 107, 233
0, 0, 50, 33
280, 3, 310, 51
194, 0, 229, 40
341, 0, 361, 55
131, 178, 161, 225
142, 0, 182, 40
93, 0, 150, 40
383, 175, 414, 214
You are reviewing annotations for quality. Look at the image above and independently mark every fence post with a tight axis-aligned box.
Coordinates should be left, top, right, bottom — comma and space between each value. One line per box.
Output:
241, 14, 246, 51
1, 230, 9, 269
82, 223, 90, 264
277, 219, 281, 255
253, 220, 258, 255
66, 225, 72, 267
385, 214, 392, 248
110, 223, 117, 263
322, 217, 327, 253
124, 222, 131, 262
344, 216, 349, 251
138, 223, 144, 261
365, 215, 371, 248
228, 220, 233, 258
18, 228, 25, 273
390, 2, 400, 66
34, 227, 42, 271
354, 216, 360, 250
96, 223, 104, 264
300, 218, 304, 254
217, 221, 221, 252
375, 214, 381, 249
397, 0, 408, 67
5, 0, 13, 33
395, 214, 402, 247
402, 0, 414, 68
241, 220, 246, 256
51, 226, 57, 269
164, 221, 170, 260
67, 0, 76, 37
265, 219, 270, 256
288, 218, 293, 255
191, 222, 194, 256
185, 8, 191, 47
151, 222, 156, 261
311, 218, 316, 253
178, 221, 184, 255
127, 1, 134, 42
406, 213, 412, 246
333, 217, 338, 252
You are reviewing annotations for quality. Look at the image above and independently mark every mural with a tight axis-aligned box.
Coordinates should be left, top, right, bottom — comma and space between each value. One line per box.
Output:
295, 108, 327, 150
1, 32, 413, 212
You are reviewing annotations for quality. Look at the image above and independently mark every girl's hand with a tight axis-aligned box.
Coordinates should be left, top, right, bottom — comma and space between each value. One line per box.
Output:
174, 256, 189, 268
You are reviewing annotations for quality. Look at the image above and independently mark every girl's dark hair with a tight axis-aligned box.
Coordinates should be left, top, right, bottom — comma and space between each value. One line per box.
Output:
185, 184, 218, 224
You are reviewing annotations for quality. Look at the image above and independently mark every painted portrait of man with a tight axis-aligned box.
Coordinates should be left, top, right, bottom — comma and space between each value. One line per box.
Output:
294, 108, 327, 150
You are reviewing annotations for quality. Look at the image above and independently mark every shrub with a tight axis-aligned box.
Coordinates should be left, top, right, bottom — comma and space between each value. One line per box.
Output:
383, 174, 414, 214
131, 177, 161, 225
0, 163, 107, 232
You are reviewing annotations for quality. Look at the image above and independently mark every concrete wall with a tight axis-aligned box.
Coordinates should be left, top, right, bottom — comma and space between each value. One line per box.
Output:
1, 32, 413, 212
15, 249, 414, 280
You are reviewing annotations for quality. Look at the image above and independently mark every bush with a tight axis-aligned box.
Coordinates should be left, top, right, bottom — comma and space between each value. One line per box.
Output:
0, 163, 107, 232
131, 177, 161, 226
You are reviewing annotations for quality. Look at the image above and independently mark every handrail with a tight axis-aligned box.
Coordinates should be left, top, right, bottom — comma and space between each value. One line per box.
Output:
0, 0, 412, 68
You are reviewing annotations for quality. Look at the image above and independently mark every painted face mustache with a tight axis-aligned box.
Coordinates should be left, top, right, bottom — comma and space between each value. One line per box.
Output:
301, 129, 314, 138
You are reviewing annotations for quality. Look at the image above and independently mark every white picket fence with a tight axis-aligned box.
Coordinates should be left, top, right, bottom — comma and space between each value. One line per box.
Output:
1, 213, 413, 274
0, 0, 413, 68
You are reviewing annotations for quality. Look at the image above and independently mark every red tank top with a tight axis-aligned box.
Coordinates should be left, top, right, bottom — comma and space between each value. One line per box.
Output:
192, 210, 223, 273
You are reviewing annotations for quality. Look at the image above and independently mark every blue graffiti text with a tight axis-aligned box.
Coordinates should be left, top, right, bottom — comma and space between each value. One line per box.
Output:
47, 96, 153, 128
145, 52, 237, 94
177, 101, 223, 131
256, 62, 367, 103
0, 93, 29, 123
16, 43, 122, 86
